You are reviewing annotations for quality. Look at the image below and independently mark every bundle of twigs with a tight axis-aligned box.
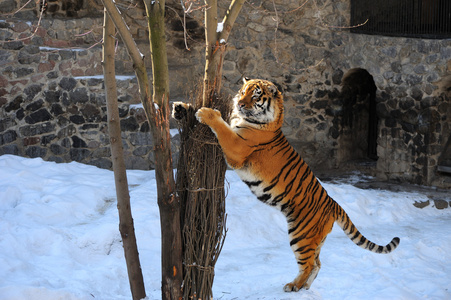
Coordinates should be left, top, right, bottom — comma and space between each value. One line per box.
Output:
175, 91, 231, 300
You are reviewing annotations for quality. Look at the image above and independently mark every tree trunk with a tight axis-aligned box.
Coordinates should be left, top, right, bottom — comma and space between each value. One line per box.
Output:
203, 0, 245, 106
178, 1, 245, 299
102, 1, 183, 299
102, 10, 146, 300
144, 0, 184, 298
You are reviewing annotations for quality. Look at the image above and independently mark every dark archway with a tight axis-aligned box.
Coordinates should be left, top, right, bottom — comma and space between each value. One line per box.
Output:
340, 68, 378, 162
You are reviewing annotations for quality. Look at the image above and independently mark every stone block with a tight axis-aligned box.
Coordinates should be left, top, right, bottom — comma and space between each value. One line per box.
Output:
120, 117, 139, 132
25, 108, 53, 125
44, 90, 62, 104
406, 74, 422, 86
59, 77, 77, 91
0, 0, 16, 13
19, 122, 55, 136
69, 115, 85, 125
18, 47, 40, 64
25, 146, 47, 158
129, 132, 152, 146
0, 130, 17, 145
125, 156, 150, 170
70, 148, 90, 162
71, 136, 87, 148
24, 84, 42, 101
92, 147, 111, 158
38, 61, 56, 73
89, 158, 112, 169
41, 134, 56, 146
47, 71, 59, 79
2, 40, 23, 50
81, 104, 101, 121
5, 96, 23, 112
0, 144, 19, 155
26, 99, 44, 111
69, 88, 89, 104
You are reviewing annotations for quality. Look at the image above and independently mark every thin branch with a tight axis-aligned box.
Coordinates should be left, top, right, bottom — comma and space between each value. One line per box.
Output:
101, 0, 145, 69
100, 0, 151, 118
166, 5, 193, 51
218, 0, 245, 42
6, 0, 35, 17
244, 0, 310, 17
0, 0, 46, 44
323, 18, 369, 29
246, 0, 368, 73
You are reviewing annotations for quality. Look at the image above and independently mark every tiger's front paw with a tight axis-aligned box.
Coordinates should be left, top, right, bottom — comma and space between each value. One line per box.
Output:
172, 102, 191, 120
195, 107, 221, 125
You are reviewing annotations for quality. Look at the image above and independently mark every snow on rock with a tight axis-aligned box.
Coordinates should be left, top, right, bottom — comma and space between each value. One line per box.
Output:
0, 155, 450, 300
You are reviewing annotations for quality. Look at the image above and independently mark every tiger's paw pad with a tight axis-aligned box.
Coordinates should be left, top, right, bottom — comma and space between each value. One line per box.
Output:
283, 283, 301, 292
195, 107, 221, 124
172, 102, 190, 120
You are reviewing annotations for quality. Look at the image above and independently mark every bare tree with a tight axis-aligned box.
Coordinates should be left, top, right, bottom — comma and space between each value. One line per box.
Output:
203, 0, 244, 105
101, 0, 183, 299
102, 0, 245, 298
176, 1, 244, 299
101, 10, 146, 300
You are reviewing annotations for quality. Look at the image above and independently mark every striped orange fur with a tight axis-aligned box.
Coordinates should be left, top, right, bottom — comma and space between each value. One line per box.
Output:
173, 78, 400, 292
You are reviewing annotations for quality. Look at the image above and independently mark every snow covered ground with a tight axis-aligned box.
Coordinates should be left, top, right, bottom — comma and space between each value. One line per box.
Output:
0, 154, 450, 300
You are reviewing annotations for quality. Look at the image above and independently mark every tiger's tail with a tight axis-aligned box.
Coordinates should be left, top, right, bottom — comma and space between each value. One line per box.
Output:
334, 202, 400, 254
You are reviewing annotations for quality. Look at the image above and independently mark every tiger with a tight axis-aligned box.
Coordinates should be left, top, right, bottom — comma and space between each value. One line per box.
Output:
172, 78, 400, 292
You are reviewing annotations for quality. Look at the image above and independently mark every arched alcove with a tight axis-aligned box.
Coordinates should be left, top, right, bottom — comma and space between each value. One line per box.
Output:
338, 68, 378, 165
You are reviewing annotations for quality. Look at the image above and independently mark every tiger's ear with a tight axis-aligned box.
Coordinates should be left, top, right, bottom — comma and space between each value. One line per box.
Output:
268, 84, 278, 96
243, 77, 250, 84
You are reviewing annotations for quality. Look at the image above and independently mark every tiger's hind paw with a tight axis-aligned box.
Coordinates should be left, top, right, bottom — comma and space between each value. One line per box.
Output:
283, 282, 300, 292
283, 279, 311, 292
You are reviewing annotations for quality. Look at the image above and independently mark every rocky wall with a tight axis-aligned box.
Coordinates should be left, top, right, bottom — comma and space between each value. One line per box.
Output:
1, 0, 450, 187
0, 13, 166, 169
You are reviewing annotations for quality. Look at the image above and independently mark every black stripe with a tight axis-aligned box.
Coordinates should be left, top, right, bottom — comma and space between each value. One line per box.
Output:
256, 129, 284, 147
257, 194, 271, 202
274, 141, 292, 156
351, 231, 360, 241
236, 133, 246, 140
263, 181, 277, 193
269, 150, 299, 185
243, 180, 262, 187
356, 236, 366, 246
280, 201, 290, 212
284, 155, 303, 181
245, 118, 266, 125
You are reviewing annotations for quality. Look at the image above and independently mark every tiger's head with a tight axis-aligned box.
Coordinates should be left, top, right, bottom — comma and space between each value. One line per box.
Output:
233, 78, 284, 129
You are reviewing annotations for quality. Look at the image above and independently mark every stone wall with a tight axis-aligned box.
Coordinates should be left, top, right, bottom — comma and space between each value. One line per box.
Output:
1, 0, 450, 187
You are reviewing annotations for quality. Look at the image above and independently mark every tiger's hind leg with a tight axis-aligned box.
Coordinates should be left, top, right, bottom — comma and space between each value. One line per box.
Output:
304, 238, 326, 289
283, 253, 315, 292
283, 238, 327, 292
